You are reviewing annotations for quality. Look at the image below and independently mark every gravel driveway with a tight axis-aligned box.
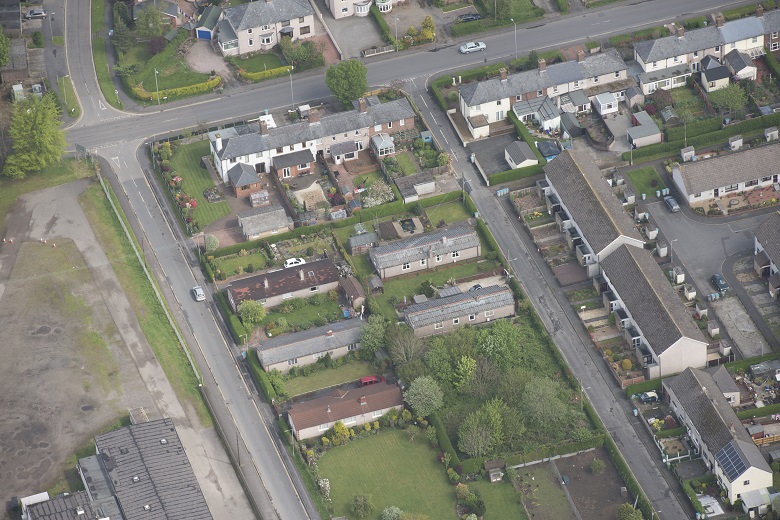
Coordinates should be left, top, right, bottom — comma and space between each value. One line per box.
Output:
186, 40, 235, 83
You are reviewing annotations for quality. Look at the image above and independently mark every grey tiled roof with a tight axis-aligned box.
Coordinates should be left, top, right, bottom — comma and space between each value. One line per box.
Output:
369, 226, 479, 270
217, 18, 237, 43
214, 98, 414, 160
720, 16, 765, 44
544, 150, 643, 254
673, 144, 780, 195
257, 319, 362, 366
459, 49, 626, 106
764, 10, 780, 34
634, 26, 723, 63
94, 418, 213, 520
196, 5, 221, 30
348, 232, 378, 248
706, 365, 741, 395
330, 140, 358, 156
702, 66, 730, 81
272, 149, 314, 170
395, 171, 434, 199
701, 55, 722, 70
237, 204, 292, 236
227, 162, 260, 187
754, 211, 780, 265
601, 245, 706, 355
512, 96, 560, 122
405, 285, 515, 328
224, 0, 311, 31
505, 140, 537, 165
725, 49, 753, 72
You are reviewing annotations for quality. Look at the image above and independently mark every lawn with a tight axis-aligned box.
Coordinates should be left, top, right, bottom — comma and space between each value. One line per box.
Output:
470, 480, 529, 520
509, 0, 545, 21
229, 52, 284, 73
90, 0, 103, 33
670, 88, 708, 117
131, 31, 210, 93
318, 429, 456, 518
57, 75, 81, 119
626, 166, 666, 198
218, 250, 272, 275
352, 169, 383, 189
259, 299, 344, 331
79, 183, 211, 426
425, 202, 471, 226
349, 253, 375, 281
169, 140, 231, 228
0, 159, 92, 233
395, 153, 419, 175
283, 359, 373, 397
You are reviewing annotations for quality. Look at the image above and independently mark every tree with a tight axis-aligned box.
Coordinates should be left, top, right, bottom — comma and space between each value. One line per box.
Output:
420, 15, 435, 42
525, 49, 539, 69
0, 26, 10, 68
404, 376, 443, 417
149, 36, 167, 55
3, 95, 67, 179
205, 234, 219, 251
521, 377, 570, 431
136, 4, 164, 39
325, 59, 368, 107
238, 300, 266, 326
279, 36, 324, 71
351, 495, 374, 519
359, 315, 387, 360
616, 503, 643, 520
708, 83, 748, 117
388, 324, 425, 365
463, 357, 500, 400
381, 506, 403, 520
423, 341, 454, 386
454, 355, 477, 391
111, 19, 135, 53
458, 411, 493, 458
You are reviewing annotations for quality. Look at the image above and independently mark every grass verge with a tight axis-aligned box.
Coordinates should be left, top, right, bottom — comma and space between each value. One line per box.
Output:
90, 0, 104, 33
53, 35, 65, 46
92, 37, 124, 110
79, 181, 211, 426
58, 75, 81, 119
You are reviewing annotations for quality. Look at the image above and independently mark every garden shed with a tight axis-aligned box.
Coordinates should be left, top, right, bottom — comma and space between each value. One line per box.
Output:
196, 5, 222, 40
394, 172, 435, 203
626, 111, 662, 148
504, 140, 538, 169
347, 232, 378, 255
341, 275, 366, 310
368, 275, 384, 294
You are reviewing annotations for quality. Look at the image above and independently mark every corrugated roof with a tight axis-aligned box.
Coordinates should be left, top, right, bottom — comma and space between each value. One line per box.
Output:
404, 285, 514, 328
228, 259, 340, 305
544, 150, 643, 254
223, 0, 312, 32
673, 144, 780, 196
369, 226, 479, 270
257, 319, 362, 366
237, 204, 291, 237
754, 211, 780, 265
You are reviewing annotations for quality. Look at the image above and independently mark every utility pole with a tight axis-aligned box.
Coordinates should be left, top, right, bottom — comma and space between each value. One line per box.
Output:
154, 68, 160, 106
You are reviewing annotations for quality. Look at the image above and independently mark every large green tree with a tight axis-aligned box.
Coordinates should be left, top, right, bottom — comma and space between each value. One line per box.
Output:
388, 324, 425, 365
3, 95, 67, 179
359, 315, 387, 360
708, 83, 748, 117
111, 19, 135, 54
238, 300, 266, 327
616, 503, 643, 520
325, 59, 367, 107
520, 377, 569, 431
136, 4, 164, 39
0, 26, 10, 68
404, 376, 443, 417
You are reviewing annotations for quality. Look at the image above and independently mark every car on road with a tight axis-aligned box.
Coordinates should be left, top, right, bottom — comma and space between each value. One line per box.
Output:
459, 41, 486, 54
663, 195, 680, 213
360, 375, 385, 387
711, 273, 730, 293
638, 391, 659, 404
26, 8, 47, 19
456, 13, 482, 22
192, 286, 206, 302
283, 258, 306, 268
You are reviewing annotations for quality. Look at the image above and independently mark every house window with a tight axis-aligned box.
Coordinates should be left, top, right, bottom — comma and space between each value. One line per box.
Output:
348, 343, 359, 351
536, 90, 543, 96
299, 16, 306, 22
434, 322, 443, 329
402, 262, 410, 270
773, 32, 779, 38
299, 162, 310, 169
485, 310, 494, 318
248, 28, 253, 34
615, 71, 620, 77
553, 86, 558, 93
435, 255, 442, 262
261, 24, 270, 31
420, 259, 427, 266
344, 416, 356, 424
724, 184, 739, 193
314, 352, 327, 359
282, 167, 291, 178
744, 480, 750, 485
573, 80, 579, 88
709, 81, 716, 87
277, 147, 283, 153
388, 121, 393, 128
762, 176, 773, 182
715, 46, 720, 51
772, 42, 780, 51
469, 314, 476, 321
288, 358, 298, 365
283, 293, 293, 300
400, 118, 405, 126
516, 95, 522, 101
248, 39, 254, 46
673, 55, 679, 63
355, 141, 364, 150
310, 286, 319, 292
752, 37, 758, 43
731, 43, 736, 49
319, 424, 328, 431
282, 20, 290, 27
452, 318, 460, 325
374, 124, 382, 131
341, 8, 348, 12
451, 251, 460, 259
746, 179, 758, 187
652, 62, 657, 68
496, 100, 501, 106
693, 51, 699, 57
261, 36, 272, 45
593, 76, 599, 83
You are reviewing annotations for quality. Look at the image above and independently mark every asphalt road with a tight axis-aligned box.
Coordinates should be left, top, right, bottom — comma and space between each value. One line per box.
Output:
60, 0, 760, 518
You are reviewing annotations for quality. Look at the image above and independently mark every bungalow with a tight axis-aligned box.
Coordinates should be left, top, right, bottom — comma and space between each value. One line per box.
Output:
368, 226, 481, 279
394, 172, 435, 203
404, 285, 515, 337
133, 0, 181, 27
626, 110, 662, 148
543, 150, 645, 277
753, 211, 780, 299
347, 231, 378, 255
600, 244, 708, 378
227, 258, 340, 310
725, 49, 757, 80
237, 204, 293, 240
256, 319, 362, 373
227, 162, 263, 198
671, 143, 780, 205
664, 368, 772, 509
504, 140, 539, 170
208, 97, 415, 182
217, 0, 314, 56
287, 382, 404, 440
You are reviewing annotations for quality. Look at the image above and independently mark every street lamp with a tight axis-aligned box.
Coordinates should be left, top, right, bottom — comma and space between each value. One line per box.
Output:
154, 68, 160, 106
510, 18, 517, 61
288, 67, 295, 112
394, 17, 399, 52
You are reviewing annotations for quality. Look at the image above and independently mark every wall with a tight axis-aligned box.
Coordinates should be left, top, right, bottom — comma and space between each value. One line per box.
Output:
658, 337, 708, 378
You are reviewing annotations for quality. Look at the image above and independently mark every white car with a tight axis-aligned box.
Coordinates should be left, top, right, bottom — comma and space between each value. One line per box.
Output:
459, 41, 486, 54
284, 258, 307, 269
191, 286, 206, 302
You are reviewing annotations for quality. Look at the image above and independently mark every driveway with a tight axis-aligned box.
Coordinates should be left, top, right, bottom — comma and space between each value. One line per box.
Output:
310, 0, 384, 59
186, 41, 235, 84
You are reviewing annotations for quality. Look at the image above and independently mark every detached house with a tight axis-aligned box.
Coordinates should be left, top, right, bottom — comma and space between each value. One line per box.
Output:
216, 0, 313, 56
208, 97, 415, 182
754, 211, 780, 299
664, 368, 773, 512
287, 382, 403, 440
368, 226, 481, 279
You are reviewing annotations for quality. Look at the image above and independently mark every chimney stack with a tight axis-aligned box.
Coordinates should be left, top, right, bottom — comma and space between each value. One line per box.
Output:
538, 58, 546, 72
730, 421, 735, 435
299, 269, 305, 281
327, 405, 331, 414
577, 49, 585, 62
716, 14, 725, 27
757, 4, 764, 17
359, 98, 367, 113
500, 68, 507, 82
259, 120, 268, 135
308, 108, 320, 124
214, 133, 222, 151
359, 395, 367, 405
263, 278, 269, 289
677, 25, 685, 38
327, 329, 333, 337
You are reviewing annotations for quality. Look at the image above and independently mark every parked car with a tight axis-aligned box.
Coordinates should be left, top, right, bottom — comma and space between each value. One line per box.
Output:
638, 391, 659, 404
468, 284, 483, 292
360, 375, 385, 387
284, 258, 306, 268
663, 195, 680, 213
191, 286, 206, 302
459, 41, 486, 54
26, 8, 47, 19
711, 273, 730, 293
456, 13, 481, 22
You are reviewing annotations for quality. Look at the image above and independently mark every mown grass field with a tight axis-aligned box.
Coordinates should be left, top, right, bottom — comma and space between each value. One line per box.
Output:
169, 140, 231, 227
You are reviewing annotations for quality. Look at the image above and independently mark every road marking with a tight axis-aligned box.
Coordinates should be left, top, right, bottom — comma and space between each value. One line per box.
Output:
451, 151, 459, 162
441, 133, 449, 145
132, 178, 138, 187
420, 96, 429, 108
593, 19, 611, 25
111, 156, 120, 168
431, 115, 438, 125
84, 82, 90, 94
99, 100, 107, 110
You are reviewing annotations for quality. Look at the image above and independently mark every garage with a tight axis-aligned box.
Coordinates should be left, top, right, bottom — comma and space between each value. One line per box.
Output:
196, 5, 221, 40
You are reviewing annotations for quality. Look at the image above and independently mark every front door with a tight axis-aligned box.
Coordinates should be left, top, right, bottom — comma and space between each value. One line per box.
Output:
714, 188, 720, 196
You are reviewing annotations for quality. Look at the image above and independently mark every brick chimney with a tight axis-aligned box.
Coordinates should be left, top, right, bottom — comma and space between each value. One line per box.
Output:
538, 58, 546, 72
757, 4, 764, 17
214, 133, 222, 151
359, 395, 367, 405
308, 109, 320, 124
358, 98, 367, 113
263, 278, 269, 289
716, 14, 725, 27
299, 269, 305, 281
677, 25, 685, 38
577, 49, 585, 62
326, 329, 333, 337
259, 119, 268, 135
499, 68, 507, 82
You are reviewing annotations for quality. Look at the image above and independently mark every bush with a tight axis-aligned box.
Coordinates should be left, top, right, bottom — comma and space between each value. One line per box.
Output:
429, 412, 461, 468
215, 291, 248, 343
590, 458, 606, 474
32, 32, 44, 47
131, 76, 222, 102
621, 359, 633, 371
248, 350, 277, 402
665, 117, 721, 141
351, 495, 374, 519
238, 65, 292, 83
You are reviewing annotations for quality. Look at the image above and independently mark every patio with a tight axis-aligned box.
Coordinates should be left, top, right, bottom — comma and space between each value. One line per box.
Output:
691, 185, 780, 215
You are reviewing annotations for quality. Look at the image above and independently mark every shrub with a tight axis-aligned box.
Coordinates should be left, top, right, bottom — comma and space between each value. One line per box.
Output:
148, 37, 167, 55
381, 506, 403, 520
351, 495, 374, 518
131, 76, 222, 102
590, 458, 606, 474
621, 358, 633, 371
238, 65, 292, 83
205, 234, 219, 251
32, 32, 44, 47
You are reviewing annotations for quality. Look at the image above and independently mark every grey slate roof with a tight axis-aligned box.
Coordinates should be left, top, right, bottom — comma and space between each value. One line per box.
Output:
638, 64, 691, 86
272, 149, 314, 170
459, 49, 626, 106
405, 285, 515, 328
331, 140, 358, 156
369, 226, 479, 270
348, 232, 378, 249
634, 26, 724, 63
700, 55, 722, 70
196, 5, 221, 30
395, 171, 434, 199
223, 0, 311, 32
505, 140, 537, 165
238, 204, 292, 236
702, 65, 731, 82
601, 245, 707, 355
673, 144, 780, 195
725, 49, 754, 72
217, 18, 237, 43
544, 150, 643, 254
720, 16, 765, 45
754, 211, 780, 265
227, 162, 260, 187
257, 319, 362, 367
94, 418, 213, 520
706, 365, 741, 396
763, 10, 780, 34
212, 98, 414, 160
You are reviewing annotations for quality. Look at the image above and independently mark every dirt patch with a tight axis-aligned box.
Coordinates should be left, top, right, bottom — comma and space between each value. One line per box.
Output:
557, 447, 628, 519
293, 182, 328, 208
516, 462, 576, 520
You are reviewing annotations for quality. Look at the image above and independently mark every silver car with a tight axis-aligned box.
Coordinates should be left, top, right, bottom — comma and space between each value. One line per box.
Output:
26, 8, 47, 19
191, 286, 206, 302
459, 41, 486, 54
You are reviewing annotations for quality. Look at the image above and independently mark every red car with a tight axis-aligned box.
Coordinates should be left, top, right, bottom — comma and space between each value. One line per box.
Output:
360, 375, 385, 387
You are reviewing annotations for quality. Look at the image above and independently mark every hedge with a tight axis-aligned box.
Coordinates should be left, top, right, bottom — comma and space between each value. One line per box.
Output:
554, 0, 569, 13
238, 65, 292, 82
488, 163, 545, 185
665, 117, 721, 142
737, 403, 780, 420
625, 378, 663, 398
723, 3, 760, 20
655, 426, 686, 439
682, 474, 717, 515
215, 290, 248, 344
429, 411, 461, 468
508, 111, 547, 164
430, 75, 452, 112
765, 50, 780, 85
475, 219, 505, 268
724, 352, 780, 373
370, 5, 396, 46
131, 76, 222, 102
604, 435, 653, 519
248, 349, 277, 402
200, 255, 215, 282
504, 433, 606, 466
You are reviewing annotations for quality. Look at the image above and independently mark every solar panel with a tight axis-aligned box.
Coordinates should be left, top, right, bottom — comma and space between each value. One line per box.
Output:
716, 440, 748, 482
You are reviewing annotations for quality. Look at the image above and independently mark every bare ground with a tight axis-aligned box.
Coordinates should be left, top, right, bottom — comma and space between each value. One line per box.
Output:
557, 447, 628, 519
